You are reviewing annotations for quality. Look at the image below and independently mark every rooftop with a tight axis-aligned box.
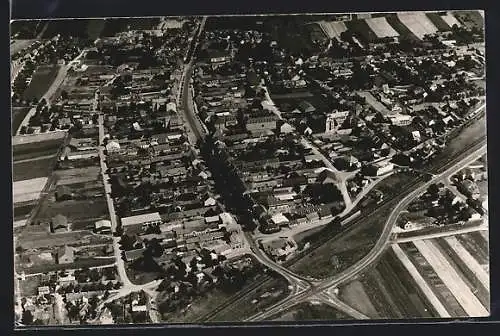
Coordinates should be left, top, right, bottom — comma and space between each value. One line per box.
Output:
121, 212, 162, 227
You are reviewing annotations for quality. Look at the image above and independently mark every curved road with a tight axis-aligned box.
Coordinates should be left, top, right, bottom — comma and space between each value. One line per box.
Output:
247, 142, 486, 321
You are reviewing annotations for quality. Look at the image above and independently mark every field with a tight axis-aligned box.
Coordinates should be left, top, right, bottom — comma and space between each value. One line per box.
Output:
12, 132, 66, 148
13, 157, 56, 182
396, 12, 439, 40
385, 15, 419, 40
425, 13, 453, 31
54, 166, 101, 185
289, 204, 390, 279
364, 17, 399, 38
395, 234, 489, 317
452, 11, 484, 30
14, 202, 36, 220
17, 228, 112, 250
99, 17, 161, 37
161, 288, 236, 323
13, 177, 48, 203
23, 65, 61, 101
36, 198, 108, 222
10, 39, 34, 55
11, 107, 31, 132
440, 12, 462, 28
209, 276, 291, 322
19, 275, 43, 297
20, 257, 115, 275
272, 301, 350, 321
316, 21, 347, 40
337, 231, 489, 320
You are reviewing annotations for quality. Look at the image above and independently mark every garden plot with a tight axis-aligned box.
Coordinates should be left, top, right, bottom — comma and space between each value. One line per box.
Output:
13, 177, 48, 203
391, 244, 451, 317
364, 17, 399, 38
397, 12, 439, 39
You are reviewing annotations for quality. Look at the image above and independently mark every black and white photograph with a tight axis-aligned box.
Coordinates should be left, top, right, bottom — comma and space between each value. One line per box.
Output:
10, 10, 488, 327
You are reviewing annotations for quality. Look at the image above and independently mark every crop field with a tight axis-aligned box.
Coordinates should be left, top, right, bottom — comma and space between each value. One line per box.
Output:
289, 203, 390, 279
13, 136, 65, 158
385, 15, 419, 40
54, 166, 101, 185
13, 157, 56, 182
452, 11, 484, 30
19, 275, 43, 297
455, 232, 489, 267
345, 19, 378, 43
433, 237, 489, 308
11, 107, 31, 132
23, 65, 61, 101
14, 202, 36, 220
17, 229, 112, 250
20, 257, 115, 275
36, 198, 108, 222
364, 17, 400, 38
272, 301, 350, 321
209, 276, 291, 322
396, 12, 439, 40
100, 17, 161, 37
425, 13, 452, 32
394, 236, 490, 317
440, 12, 462, 28
339, 280, 381, 318
316, 21, 347, 40
13, 177, 48, 203
398, 242, 466, 316
10, 39, 34, 55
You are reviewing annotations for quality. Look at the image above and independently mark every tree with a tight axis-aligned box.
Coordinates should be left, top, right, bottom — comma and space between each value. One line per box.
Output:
21, 310, 34, 325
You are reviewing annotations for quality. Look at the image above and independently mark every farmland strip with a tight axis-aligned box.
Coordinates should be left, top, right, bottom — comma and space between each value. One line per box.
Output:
391, 244, 451, 317
443, 236, 489, 291
413, 240, 488, 316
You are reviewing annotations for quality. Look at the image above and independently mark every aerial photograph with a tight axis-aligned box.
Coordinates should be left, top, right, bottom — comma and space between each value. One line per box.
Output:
11, 10, 488, 326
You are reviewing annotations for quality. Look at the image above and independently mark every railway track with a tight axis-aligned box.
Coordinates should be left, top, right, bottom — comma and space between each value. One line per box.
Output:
197, 276, 274, 322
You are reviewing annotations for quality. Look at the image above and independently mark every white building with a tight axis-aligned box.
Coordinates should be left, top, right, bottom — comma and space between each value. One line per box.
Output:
389, 114, 412, 126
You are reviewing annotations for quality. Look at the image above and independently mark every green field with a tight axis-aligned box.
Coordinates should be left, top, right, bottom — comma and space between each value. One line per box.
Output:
425, 13, 451, 31
23, 65, 61, 101
13, 157, 57, 182
13, 139, 63, 161
272, 301, 350, 321
20, 257, 115, 274
289, 205, 391, 279
12, 107, 31, 132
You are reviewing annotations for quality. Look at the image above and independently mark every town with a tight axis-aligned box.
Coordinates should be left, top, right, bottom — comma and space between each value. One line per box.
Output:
12, 11, 488, 326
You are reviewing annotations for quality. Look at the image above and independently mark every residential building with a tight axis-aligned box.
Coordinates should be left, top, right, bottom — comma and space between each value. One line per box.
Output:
121, 212, 163, 233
